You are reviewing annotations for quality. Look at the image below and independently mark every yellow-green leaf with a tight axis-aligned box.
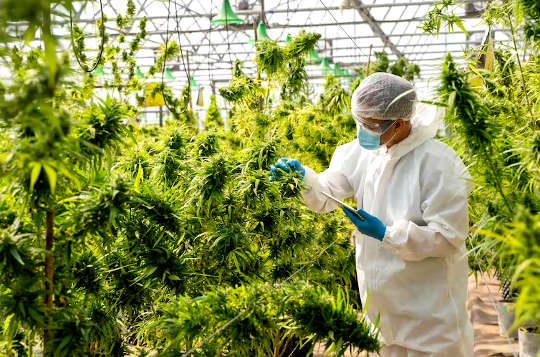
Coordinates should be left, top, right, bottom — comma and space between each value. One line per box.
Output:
453, 17, 468, 36
134, 164, 144, 192
447, 91, 456, 114
513, 0, 523, 27
29, 163, 42, 192
43, 164, 57, 194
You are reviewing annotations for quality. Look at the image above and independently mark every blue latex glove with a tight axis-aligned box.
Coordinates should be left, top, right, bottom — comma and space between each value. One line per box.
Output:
269, 158, 305, 181
342, 207, 386, 241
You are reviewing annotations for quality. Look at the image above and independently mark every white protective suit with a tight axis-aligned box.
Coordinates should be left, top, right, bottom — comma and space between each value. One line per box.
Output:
302, 104, 474, 357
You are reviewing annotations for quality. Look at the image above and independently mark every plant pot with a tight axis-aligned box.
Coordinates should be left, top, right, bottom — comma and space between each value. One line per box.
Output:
518, 328, 540, 357
495, 301, 518, 339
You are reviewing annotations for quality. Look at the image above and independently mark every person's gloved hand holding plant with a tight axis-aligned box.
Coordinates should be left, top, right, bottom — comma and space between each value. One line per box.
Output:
269, 158, 305, 181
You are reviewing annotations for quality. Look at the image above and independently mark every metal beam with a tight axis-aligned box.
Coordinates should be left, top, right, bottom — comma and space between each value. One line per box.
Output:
128, 50, 466, 71
126, 42, 472, 62
43, 0, 489, 24
350, 0, 402, 57
48, 15, 481, 39
75, 30, 491, 53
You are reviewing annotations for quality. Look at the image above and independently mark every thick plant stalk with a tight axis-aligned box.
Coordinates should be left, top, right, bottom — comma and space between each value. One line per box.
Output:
506, 13, 534, 120
43, 207, 55, 356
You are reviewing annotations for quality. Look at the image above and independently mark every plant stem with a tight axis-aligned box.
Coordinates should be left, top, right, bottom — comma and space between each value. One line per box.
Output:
43, 207, 55, 356
482, 146, 512, 215
506, 13, 534, 121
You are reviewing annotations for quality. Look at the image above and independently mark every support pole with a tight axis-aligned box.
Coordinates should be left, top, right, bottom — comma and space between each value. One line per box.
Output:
44, 208, 55, 356
351, 0, 403, 57
260, 0, 266, 24
186, 50, 193, 110
366, 44, 373, 76
254, 21, 263, 112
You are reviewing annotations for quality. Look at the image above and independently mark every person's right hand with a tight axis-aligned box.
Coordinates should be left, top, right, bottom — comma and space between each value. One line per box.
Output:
269, 158, 305, 181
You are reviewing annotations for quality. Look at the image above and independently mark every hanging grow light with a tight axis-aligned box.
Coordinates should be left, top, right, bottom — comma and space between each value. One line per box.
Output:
93, 65, 106, 76
190, 77, 199, 89
165, 68, 175, 81
211, 0, 244, 25
306, 49, 321, 64
333, 63, 342, 76
321, 58, 331, 75
136, 66, 144, 79
343, 69, 353, 81
248, 22, 271, 44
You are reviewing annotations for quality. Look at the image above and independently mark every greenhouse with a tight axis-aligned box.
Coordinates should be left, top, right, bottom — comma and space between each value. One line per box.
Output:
0, 0, 538, 356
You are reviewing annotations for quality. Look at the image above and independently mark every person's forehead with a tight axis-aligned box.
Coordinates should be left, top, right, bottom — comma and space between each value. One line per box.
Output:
357, 117, 388, 125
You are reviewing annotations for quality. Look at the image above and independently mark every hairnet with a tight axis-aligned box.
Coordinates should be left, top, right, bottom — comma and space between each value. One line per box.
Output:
351, 72, 417, 121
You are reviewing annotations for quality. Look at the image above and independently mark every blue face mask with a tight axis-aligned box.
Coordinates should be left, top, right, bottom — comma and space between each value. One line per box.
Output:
357, 128, 383, 150
356, 120, 397, 150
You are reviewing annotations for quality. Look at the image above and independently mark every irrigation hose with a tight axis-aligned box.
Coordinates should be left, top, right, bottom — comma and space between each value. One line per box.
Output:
69, 0, 105, 73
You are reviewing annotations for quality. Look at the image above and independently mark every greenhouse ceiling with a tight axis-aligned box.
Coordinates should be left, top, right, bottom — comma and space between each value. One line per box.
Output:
6, 0, 505, 91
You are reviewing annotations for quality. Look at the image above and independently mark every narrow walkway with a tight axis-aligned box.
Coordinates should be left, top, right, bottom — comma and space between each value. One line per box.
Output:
314, 274, 519, 357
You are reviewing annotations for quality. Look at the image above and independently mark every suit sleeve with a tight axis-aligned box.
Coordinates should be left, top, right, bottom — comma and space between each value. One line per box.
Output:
301, 146, 355, 213
382, 149, 473, 261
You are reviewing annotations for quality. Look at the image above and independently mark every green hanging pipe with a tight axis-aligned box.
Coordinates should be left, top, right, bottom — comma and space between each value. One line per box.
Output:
211, 0, 244, 25
248, 22, 271, 44
321, 58, 331, 75
136, 66, 144, 79
165, 68, 175, 81
307, 49, 321, 64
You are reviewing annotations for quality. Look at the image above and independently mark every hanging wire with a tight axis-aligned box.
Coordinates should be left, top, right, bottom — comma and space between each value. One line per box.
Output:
225, 19, 234, 70
159, 0, 191, 116
318, 0, 368, 57
69, 0, 105, 72
173, 0, 193, 86
207, 0, 214, 84
161, 0, 184, 115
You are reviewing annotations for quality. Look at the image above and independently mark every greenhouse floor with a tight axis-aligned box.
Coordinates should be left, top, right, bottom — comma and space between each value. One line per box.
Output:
313, 273, 520, 357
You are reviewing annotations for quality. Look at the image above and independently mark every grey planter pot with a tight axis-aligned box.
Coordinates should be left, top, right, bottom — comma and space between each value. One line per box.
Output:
518, 328, 540, 357
495, 301, 518, 339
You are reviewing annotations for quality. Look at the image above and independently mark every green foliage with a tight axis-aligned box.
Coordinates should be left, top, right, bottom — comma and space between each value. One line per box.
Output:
152, 283, 379, 356
354, 52, 421, 81
219, 60, 264, 110
319, 75, 351, 116
204, 95, 223, 130
256, 39, 285, 77
483, 209, 540, 329
372, 52, 390, 73
421, 0, 468, 35
434, 11, 539, 328
0, 5, 378, 355
390, 57, 421, 81
521, 0, 540, 42
438, 54, 495, 154
77, 96, 128, 153
287, 286, 380, 355
283, 31, 322, 59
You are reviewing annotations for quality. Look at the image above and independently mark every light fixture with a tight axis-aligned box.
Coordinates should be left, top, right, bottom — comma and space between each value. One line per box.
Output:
211, 0, 244, 25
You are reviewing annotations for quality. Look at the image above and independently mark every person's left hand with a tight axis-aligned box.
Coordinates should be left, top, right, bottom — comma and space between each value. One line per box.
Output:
342, 207, 386, 241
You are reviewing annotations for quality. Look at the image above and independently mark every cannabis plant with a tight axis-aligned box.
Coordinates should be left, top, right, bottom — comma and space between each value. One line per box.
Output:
432, 0, 539, 329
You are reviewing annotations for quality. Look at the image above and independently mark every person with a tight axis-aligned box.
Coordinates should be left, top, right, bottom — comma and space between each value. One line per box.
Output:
270, 73, 474, 357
